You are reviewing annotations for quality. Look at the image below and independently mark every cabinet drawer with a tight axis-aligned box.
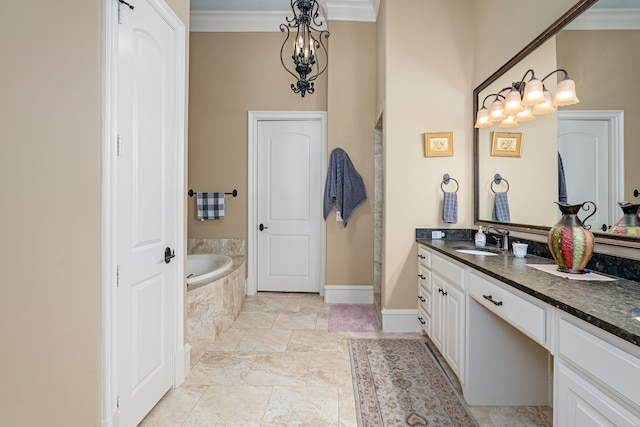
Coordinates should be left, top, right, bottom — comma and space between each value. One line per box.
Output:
432, 253, 464, 288
418, 265, 430, 292
418, 289, 432, 315
418, 245, 431, 268
469, 273, 546, 345
418, 306, 431, 334
558, 319, 640, 407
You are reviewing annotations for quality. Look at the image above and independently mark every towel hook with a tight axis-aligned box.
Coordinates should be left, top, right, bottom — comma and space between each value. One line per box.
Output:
491, 174, 510, 193
440, 174, 459, 193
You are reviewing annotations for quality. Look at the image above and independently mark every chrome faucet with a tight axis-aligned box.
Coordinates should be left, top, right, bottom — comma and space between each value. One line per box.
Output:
486, 226, 510, 251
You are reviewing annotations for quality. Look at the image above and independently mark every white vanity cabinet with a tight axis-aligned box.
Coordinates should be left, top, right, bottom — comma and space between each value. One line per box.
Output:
554, 317, 640, 427
421, 248, 466, 382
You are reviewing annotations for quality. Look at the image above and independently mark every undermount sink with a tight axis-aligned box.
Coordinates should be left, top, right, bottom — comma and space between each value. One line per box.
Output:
452, 246, 502, 256
632, 308, 640, 321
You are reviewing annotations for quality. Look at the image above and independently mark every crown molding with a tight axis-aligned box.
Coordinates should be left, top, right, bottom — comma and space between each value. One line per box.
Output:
190, 0, 378, 32
565, 8, 640, 30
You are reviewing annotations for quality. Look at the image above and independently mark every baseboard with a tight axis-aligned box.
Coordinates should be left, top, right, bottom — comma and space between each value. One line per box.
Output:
324, 285, 373, 304
381, 308, 421, 333
182, 344, 191, 382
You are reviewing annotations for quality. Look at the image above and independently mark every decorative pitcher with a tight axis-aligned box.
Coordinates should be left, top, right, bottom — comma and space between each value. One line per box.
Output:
547, 201, 596, 274
609, 202, 640, 236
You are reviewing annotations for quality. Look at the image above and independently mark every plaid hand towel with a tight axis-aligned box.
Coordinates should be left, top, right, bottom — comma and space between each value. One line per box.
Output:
442, 191, 458, 224
197, 192, 225, 220
492, 191, 511, 222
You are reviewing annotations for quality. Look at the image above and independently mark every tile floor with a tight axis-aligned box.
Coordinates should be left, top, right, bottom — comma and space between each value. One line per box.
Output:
140, 292, 551, 426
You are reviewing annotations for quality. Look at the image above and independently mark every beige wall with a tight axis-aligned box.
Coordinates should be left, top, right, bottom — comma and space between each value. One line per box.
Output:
557, 30, 640, 203
0, 1, 102, 425
188, 32, 327, 247
0, 0, 189, 425
188, 24, 377, 287
383, 0, 475, 309
326, 21, 377, 285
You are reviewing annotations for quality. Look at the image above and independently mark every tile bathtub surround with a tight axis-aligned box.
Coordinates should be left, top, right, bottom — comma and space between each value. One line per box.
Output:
188, 238, 245, 256
141, 292, 552, 427
186, 259, 246, 362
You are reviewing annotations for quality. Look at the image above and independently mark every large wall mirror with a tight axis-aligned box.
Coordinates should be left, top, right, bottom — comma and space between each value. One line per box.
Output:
474, 0, 640, 248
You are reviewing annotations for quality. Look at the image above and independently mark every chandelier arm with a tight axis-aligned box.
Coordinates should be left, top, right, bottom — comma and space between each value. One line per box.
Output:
541, 69, 570, 83
307, 31, 329, 82
280, 25, 302, 81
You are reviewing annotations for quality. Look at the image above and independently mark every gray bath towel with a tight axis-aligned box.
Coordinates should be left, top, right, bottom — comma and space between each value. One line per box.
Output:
442, 191, 458, 224
323, 148, 367, 227
492, 191, 511, 222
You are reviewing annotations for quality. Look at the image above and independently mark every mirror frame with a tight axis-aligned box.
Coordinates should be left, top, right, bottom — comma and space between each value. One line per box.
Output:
473, 0, 640, 249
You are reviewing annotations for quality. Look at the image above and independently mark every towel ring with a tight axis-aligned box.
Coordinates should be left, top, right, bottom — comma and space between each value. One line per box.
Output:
440, 174, 459, 193
491, 174, 509, 193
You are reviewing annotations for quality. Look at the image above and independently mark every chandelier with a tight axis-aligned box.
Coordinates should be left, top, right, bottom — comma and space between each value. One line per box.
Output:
280, 0, 329, 97
475, 69, 579, 128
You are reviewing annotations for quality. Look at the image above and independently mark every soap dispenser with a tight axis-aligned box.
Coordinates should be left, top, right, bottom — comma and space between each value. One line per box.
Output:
475, 226, 486, 247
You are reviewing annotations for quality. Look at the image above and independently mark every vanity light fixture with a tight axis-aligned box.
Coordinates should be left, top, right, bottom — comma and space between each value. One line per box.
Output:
474, 68, 579, 128
279, 0, 329, 97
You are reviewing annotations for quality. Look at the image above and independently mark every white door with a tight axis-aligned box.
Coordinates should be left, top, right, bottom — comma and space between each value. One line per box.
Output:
116, 1, 177, 424
558, 119, 609, 231
256, 120, 323, 292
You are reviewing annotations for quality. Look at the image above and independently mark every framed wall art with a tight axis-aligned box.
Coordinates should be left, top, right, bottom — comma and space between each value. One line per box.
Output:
491, 132, 522, 157
424, 132, 454, 157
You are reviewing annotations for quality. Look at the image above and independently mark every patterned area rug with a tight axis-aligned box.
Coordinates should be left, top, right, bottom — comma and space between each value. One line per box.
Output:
349, 339, 479, 427
328, 304, 379, 333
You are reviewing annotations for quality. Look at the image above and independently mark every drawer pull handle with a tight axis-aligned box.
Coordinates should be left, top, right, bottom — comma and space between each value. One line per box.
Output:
418, 296, 426, 302
418, 254, 426, 259
438, 288, 447, 296
418, 317, 426, 325
418, 274, 426, 279
483, 294, 503, 306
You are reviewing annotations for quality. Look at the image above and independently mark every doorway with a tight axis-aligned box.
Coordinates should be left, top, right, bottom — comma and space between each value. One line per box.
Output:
247, 111, 327, 295
101, 0, 186, 425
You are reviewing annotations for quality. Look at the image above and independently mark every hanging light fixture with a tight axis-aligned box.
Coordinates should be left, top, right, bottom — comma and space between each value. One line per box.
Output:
474, 68, 579, 128
280, 0, 330, 97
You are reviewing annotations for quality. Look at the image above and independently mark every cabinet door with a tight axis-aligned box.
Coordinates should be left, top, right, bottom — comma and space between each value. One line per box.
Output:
444, 283, 465, 380
556, 360, 640, 427
431, 274, 446, 351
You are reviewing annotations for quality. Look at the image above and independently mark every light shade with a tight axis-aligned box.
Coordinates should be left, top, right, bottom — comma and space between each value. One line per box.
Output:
521, 78, 545, 106
533, 90, 556, 115
474, 107, 493, 128
515, 107, 535, 122
499, 115, 518, 128
503, 89, 524, 115
553, 78, 579, 106
489, 98, 506, 121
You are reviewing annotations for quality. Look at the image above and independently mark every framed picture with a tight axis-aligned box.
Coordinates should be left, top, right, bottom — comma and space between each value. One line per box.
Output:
424, 132, 454, 157
491, 132, 522, 157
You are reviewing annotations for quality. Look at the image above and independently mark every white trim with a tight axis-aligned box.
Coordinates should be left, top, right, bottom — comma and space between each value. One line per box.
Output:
101, 1, 186, 425
565, 8, 640, 30
558, 110, 624, 226
381, 308, 422, 333
189, 0, 377, 32
247, 111, 327, 297
324, 285, 374, 304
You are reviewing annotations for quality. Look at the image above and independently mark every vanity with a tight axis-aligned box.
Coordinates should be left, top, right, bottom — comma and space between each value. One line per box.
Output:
416, 237, 640, 426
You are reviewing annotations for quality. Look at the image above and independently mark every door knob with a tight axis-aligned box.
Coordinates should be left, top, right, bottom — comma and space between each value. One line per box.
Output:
164, 247, 175, 264
259, 224, 269, 231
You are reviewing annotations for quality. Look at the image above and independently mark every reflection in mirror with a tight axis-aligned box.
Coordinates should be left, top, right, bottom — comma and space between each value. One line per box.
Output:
474, 0, 640, 246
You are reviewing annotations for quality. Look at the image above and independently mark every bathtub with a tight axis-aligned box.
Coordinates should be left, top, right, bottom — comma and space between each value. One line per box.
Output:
186, 253, 233, 285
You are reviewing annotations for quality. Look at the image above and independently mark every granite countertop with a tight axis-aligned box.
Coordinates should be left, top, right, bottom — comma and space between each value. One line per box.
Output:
417, 238, 640, 349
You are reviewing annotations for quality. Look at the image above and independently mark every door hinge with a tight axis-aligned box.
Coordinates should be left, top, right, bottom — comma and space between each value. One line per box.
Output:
116, 134, 123, 156
116, 265, 121, 287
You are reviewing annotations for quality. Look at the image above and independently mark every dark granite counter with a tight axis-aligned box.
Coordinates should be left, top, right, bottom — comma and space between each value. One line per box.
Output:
417, 238, 640, 349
